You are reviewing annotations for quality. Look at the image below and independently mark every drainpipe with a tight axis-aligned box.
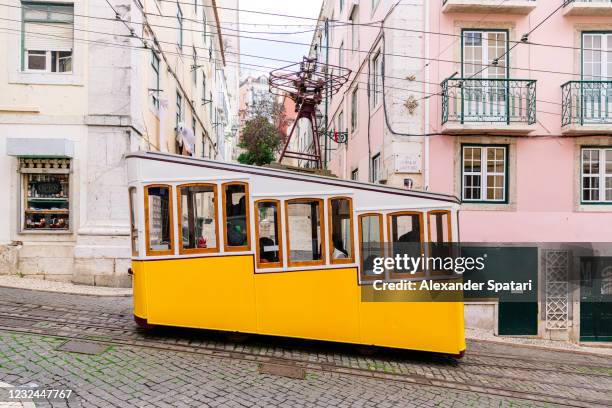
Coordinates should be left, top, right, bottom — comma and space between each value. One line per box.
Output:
424, 0, 430, 191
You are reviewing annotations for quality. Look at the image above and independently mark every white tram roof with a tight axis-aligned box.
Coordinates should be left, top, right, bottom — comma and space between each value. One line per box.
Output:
126, 151, 460, 207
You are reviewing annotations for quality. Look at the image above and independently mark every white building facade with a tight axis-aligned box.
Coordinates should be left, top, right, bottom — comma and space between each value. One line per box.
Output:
0, 0, 239, 286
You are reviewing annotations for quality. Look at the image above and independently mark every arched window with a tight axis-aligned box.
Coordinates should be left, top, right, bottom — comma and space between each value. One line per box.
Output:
285, 198, 325, 266
328, 197, 354, 264
144, 185, 174, 256
254, 200, 282, 268
222, 182, 250, 252
177, 183, 219, 254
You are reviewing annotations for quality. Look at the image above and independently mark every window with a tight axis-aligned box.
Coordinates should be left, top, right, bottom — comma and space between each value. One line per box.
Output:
22, 2, 74, 72
427, 210, 453, 263
339, 0, 344, 13
176, 91, 183, 129
328, 197, 354, 264
371, 51, 382, 107
222, 182, 250, 251
462, 145, 507, 202
202, 72, 207, 103
285, 199, 325, 266
202, 8, 207, 42
177, 184, 218, 254
177, 4, 183, 49
192, 117, 197, 136
202, 132, 207, 158
359, 213, 383, 279
129, 187, 138, 256
581, 33, 612, 123
351, 168, 359, 181
372, 0, 381, 12
387, 212, 424, 276
151, 51, 160, 109
371, 153, 381, 183
351, 87, 358, 132
194, 0, 198, 13
581, 147, 612, 203
338, 110, 344, 133
192, 46, 198, 84
209, 91, 213, 121
462, 30, 507, 78
21, 158, 70, 231
144, 185, 174, 255
339, 41, 344, 69
349, 6, 358, 53
255, 200, 283, 268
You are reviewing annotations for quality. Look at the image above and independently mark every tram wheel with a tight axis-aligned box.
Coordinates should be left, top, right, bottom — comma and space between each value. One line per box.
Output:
134, 315, 156, 330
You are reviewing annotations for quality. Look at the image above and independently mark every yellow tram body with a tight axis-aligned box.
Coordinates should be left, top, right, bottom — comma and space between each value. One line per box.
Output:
127, 152, 466, 355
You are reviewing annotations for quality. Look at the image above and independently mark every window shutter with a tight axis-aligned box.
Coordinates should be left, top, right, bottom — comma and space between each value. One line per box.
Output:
24, 22, 73, 51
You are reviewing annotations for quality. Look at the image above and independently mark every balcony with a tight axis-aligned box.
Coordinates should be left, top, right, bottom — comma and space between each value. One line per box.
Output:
441, 78, 537, 134
561, 81, 612, 133
442, 0, 537, 14
563, 0, 612, 16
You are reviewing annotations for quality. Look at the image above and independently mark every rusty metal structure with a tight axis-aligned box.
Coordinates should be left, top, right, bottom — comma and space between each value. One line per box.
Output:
269, 57, 350, 168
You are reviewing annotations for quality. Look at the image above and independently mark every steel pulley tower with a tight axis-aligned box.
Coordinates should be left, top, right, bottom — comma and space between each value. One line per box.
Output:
269, 57, 350, 169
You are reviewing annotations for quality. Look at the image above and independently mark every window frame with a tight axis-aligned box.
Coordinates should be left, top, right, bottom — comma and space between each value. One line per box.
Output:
128, 187, 139, 256
386, 210, 425, 278
349, 6, 358, 53
371, 50, 382, 107
460, 28, 509, 79
351, 168, 359, 181
581, 146, 612, 204
284, 197, 326, 267
21, 2, 74, 73
461, 144, 509, 204
351, 87, 358, 132
177, 3, 183, 49
221, 181, 251, 252
254, 199, 283, 269
426, 210, 453, 243
176, 183, 219, 255
151, 50, 160, 109
371, 153, 381, 183
144, 184, 175, 257
581, 31, 612, 81
358, 212, 384, 281
327, 196, 355, 265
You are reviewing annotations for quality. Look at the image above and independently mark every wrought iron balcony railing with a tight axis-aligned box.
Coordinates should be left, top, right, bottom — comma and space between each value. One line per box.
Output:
441, 78, 537, 125
561, 81, 612, 127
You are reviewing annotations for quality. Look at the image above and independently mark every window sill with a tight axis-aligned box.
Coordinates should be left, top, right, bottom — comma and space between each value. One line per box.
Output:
9, 71, 83, 86
577, 203, 612, 212
461, 201, 515, 212
19, 230, 73, 235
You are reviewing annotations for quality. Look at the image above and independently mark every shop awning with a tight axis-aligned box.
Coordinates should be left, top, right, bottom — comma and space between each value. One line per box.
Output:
6, 138, 74, 158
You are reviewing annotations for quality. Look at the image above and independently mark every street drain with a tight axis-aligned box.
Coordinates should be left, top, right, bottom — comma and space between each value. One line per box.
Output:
56, 340, 109, 355
259, 362, 305, 380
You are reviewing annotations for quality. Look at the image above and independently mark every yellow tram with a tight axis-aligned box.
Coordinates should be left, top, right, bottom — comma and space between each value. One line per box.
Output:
126, 151, 466, 356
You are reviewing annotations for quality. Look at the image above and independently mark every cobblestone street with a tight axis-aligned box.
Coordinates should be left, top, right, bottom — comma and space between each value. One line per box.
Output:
0, 287, 610, 407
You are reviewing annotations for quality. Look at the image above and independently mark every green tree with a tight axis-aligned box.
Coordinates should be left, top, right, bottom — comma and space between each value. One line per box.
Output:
237, 115, 281, 166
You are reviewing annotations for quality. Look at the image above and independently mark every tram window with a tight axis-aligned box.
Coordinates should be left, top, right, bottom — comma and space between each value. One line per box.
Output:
328, 197, 354, 264
128, 187, 138, 256
285, 199, 325, 266
388, 212, 424, 274
428, 210, 453, 271
359, 213, 383, 279
222, 182, 250, 251
177, 184, 218, 254
255, 200, 282, 268
144, 185, 174, 255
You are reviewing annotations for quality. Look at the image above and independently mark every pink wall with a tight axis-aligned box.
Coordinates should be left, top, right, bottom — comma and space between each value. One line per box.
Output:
427, 2, 612, 243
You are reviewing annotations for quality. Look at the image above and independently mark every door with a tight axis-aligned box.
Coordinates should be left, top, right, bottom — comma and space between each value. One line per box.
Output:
580, 257, 612, 342
582, 33, 612, 124
462, 30, 508, 122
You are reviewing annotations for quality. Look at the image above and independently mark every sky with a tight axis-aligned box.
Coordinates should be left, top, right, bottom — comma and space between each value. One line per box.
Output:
237, 0, 323, 79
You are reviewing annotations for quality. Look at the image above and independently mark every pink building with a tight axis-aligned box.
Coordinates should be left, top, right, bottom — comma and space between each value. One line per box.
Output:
307, 0, 612, 343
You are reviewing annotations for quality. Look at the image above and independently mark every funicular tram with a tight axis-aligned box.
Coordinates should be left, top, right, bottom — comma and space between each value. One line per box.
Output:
126, 151, 466, 356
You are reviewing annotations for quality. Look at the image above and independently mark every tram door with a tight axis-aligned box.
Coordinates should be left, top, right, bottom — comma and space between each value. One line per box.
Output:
580, 257, 612, 342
